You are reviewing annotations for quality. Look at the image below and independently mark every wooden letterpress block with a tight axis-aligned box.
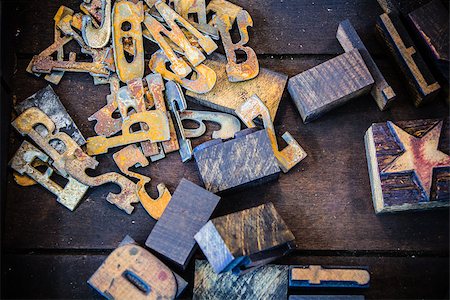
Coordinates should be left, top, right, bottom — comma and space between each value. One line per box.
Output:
194, 202, 295, 274
376, 13, 440, 106
408, 0, 449, 82
186, 53, 287, 121
289, 265, 370, 288
337, 19, 396, 110
193, 128, 280, 193
365, 119, 450, 213
193, 260, 288, 300
288, 50, 374, 123
88, 236, 187, 299
289, 296, 365, 300
145, 178, 220, 269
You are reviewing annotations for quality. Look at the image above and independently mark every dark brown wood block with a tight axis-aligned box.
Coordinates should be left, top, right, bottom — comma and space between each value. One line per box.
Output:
337, 19, 396, 110
145, 179, 220, 269
193, 260, 288, 300
194, 202, 295, 274
408, 0, 449, 82
288, 49, 374, 123
365, 118, 450, 213
376, 12, 441, 106
193, 128, 280, 193
289, 296, 364, 300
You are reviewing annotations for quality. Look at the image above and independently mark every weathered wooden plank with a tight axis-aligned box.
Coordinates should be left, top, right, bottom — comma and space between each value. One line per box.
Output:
407, 0, 449, 82
4, 57, 450, 252
11, 0, 383, 56
193, 261, 289, 300
365, 118, 450, 213
376, 12, 440, 106
336, 20, 396, 110
186, 53, 287, 121
193, 129, 280, 193
2, 254, 449, 299
195, 202, 295, 274
145, 179, 220, 269
288, 50, 374, 123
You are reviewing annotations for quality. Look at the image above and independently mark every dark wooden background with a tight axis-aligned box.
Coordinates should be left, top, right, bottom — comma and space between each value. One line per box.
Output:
1, 0, 449, 299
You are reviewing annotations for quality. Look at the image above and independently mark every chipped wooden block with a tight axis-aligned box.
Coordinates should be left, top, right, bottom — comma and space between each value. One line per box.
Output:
289, 296, 365, 300
408, 0, 449, 82
186, 53, 287, 121
365, 119, 450, 213
193, 128, 280, 193
88, 236, 187, 299
145, 179, 220, 269
337, 19, 396, 110
194, 202, 295, 275
193, 260, 288, 300
376, 13, 440, 106
289, 265, 370, 288
288, 49, 374, 123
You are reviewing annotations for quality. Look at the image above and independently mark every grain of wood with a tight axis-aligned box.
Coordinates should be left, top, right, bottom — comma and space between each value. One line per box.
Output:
288, 49, 374, 123
376, 12, 440, 106
193, 129, 280, 193
145, 178, 220, 269
195, 202, 295, 274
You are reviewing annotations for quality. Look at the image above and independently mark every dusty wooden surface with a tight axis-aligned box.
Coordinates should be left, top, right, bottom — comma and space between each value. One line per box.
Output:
1, 0, 449, 299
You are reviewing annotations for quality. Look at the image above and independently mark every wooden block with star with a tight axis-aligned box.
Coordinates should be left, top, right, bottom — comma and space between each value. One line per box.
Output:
365, 118, 450, 213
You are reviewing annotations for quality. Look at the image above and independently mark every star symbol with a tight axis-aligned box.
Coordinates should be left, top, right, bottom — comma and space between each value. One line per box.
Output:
381, 121, 450, 200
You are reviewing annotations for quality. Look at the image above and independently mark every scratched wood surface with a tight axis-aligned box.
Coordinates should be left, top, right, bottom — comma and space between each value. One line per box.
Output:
1, 0, 449, 299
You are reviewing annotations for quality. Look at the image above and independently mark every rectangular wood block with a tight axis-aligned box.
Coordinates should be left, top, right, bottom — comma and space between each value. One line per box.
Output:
193, 128, 280, 193
145, 178, 220, 269
194, 202, 295, 274
337, 19, 396, 110
288, 49, 374, 123
376, 13, 440, 106
408, 0, 449, 82
365, 118, 450, 213
89, 236, 187, 299
289, 265, 370, 288
193, 260, 288, 300
186, 53, 287, 121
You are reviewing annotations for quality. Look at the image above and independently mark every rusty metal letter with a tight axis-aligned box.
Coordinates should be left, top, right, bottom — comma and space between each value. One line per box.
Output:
12, 108, 138, 214
149, 50, 216, 94
215, 10, 259, 82
165, 81, 193, 162
235, 95, 307, 173
10, 141, 88, 211
82, 0, 112, 48
113, 145, 172, 220
179, 110, 241, 139
86, 110, 170, 155
112, 0, 145, 82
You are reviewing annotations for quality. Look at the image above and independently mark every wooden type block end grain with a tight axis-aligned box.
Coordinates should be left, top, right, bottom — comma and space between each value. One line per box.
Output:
145, 178, 220, 269
288, 49, 374, 123
408, 0, 450, 82
289, 265, 370, 288
365, 119, 450, 213
193, 260, 289, 300
194, 202, 295, 274
89, 236, 187, 299
376, 13, 440, 106
193, 128, 281, 193
337, 19, 396, 110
